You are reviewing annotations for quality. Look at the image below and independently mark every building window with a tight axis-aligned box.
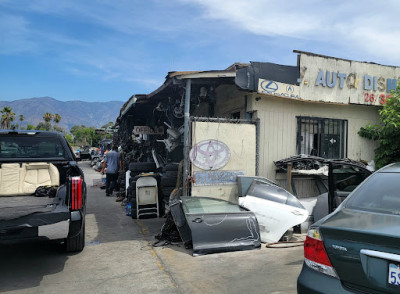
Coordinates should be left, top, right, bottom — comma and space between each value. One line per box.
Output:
296, 116, 348, 159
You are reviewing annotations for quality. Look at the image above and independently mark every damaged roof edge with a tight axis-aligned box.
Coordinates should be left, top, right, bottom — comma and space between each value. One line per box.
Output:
118, 78, 173, 119
118, 66, 240, 119
293, 49, 399, 68
173, 71, 236, 79
120, 95, 137, 117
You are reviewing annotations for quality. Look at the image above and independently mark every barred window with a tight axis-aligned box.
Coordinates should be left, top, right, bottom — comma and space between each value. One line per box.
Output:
297, 117, 348, 159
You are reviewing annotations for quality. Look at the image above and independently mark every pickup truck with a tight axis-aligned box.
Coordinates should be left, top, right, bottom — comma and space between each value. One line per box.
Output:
0, 130, 86, 252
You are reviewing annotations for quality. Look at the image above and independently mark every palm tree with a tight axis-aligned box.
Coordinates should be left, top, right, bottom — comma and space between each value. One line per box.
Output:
43, 112, 53, 123
1, 106, 16, 129
19, 114, 24, 129
53, 113, 61, 124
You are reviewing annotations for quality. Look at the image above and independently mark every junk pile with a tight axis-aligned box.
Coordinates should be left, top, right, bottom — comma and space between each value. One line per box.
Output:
274, 155, 372, 225
153, 156, 372, 256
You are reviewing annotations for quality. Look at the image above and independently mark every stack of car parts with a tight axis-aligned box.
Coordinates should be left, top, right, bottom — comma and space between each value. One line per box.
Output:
160, 163, 179, 207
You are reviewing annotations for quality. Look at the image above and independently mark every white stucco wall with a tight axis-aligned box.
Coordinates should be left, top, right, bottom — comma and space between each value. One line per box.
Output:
190, 121, 256, 203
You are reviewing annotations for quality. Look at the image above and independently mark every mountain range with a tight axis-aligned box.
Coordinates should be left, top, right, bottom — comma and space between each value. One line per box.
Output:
0, 97, 124, 132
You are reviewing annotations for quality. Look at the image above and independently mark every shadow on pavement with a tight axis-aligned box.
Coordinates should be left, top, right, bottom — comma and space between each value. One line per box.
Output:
0, 240, 72, 292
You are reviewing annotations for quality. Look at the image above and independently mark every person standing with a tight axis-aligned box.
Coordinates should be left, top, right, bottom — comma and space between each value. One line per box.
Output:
101, 145, 121, 196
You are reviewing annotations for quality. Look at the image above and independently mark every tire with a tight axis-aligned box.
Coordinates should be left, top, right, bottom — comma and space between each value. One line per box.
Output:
65, 223, 85, 252
131, 202, 137, 219
164, 163, 179, 172
127, 186, 136, 202
165, 170, 178, 178
129, 162, 156, 172
129, 178, 137, 187
162, 187, 175, 197
161, 176, 177, 187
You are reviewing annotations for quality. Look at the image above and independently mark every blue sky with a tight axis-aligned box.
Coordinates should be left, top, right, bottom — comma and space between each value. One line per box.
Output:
1, 0, 399, 103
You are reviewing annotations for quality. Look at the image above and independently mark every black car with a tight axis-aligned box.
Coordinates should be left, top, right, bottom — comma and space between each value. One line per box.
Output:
0, 130, 86, 252
298, 163, 400, 293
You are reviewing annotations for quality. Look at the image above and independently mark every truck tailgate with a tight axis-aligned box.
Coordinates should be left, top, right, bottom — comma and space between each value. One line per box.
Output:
0, 196, 60, 221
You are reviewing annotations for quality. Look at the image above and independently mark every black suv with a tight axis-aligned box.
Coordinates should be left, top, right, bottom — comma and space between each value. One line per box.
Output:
0, 130, 86, 252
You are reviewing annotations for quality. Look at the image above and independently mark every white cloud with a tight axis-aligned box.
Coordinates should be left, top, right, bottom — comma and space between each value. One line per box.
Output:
182, 0, 400, 64
0, 14, 36, 54
2, 0, 400, 92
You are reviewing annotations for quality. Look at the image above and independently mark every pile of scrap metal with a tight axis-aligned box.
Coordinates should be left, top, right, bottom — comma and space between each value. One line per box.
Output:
274, 155, 373, 225
274, 154, 369, 175
156, 157, 372, 256
274, 155, 328, 171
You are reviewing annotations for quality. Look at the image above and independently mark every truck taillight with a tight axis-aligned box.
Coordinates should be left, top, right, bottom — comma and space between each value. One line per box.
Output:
304, 228, 338, 278
70, 176, 82, 210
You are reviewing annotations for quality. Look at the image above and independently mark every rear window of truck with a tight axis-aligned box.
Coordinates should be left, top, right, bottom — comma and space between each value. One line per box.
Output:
0, 136, 66, 159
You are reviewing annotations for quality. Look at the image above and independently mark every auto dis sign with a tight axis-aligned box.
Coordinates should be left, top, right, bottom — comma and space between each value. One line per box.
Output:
315, 70, 396, 105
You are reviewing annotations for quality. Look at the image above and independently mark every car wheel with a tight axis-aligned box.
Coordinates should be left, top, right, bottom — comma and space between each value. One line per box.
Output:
161, 176, 177, 187
65, 223, 85, 252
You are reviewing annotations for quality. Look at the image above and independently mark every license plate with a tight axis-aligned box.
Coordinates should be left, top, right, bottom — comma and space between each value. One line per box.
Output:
388, 263, 400, 286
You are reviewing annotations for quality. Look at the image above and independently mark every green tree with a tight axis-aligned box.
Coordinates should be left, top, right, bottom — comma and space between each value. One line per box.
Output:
53, 113, 61, 124
43, 112, 53, 123
359, 83, 400, 168
36, 121, 52, 131
65, 134, 74, 145
26, 124, 35, 130
102, 122, 114, 129
53, 125, 65, 133
1, 106, 16, 129
70, 125, 102, 146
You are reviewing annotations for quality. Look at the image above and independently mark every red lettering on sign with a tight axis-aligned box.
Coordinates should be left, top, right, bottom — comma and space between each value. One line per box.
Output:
364, 93, 392, 105
369, 93, 375, 102
379, 94, 386, 105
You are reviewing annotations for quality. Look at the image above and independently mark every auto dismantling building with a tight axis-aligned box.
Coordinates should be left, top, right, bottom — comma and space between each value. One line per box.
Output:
115, 50, 399, 203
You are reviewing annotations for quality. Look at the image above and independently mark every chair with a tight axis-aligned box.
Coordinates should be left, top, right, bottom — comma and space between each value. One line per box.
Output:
135, 176, 159, 219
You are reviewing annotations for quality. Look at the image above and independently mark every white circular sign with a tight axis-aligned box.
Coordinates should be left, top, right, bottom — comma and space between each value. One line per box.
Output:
189, 140, 231, 170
